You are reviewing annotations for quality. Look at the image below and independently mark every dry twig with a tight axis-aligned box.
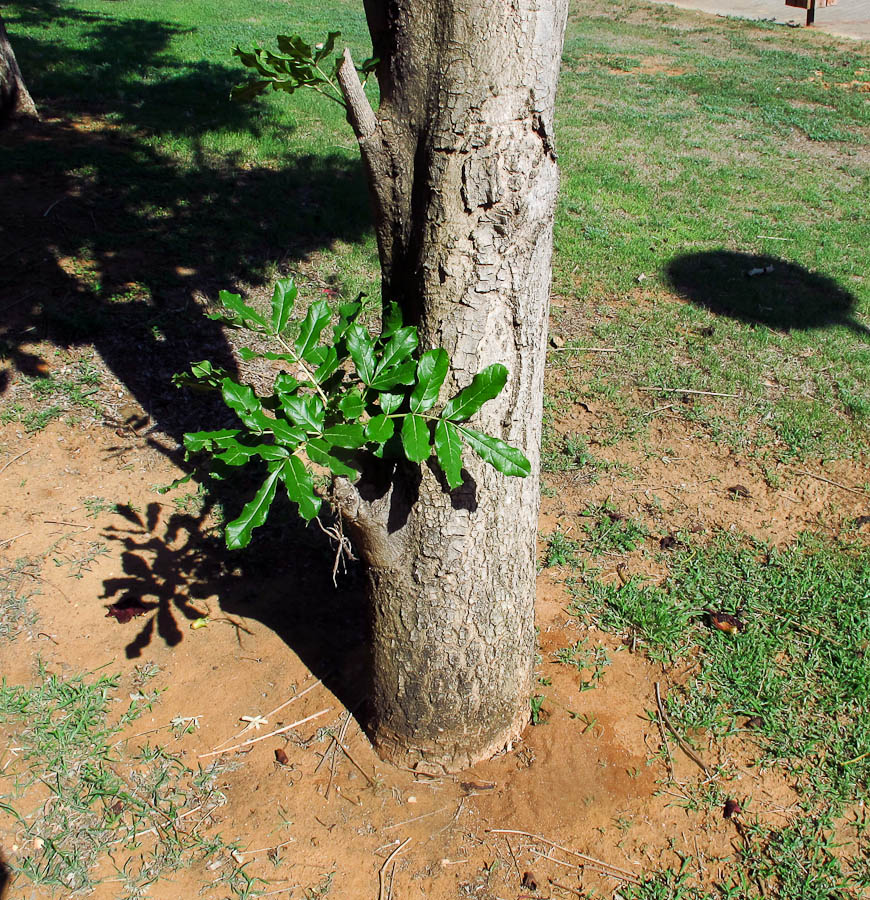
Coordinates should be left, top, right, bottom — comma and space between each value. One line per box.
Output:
0, 449, 31, 475
638, 387, 740, 399
210, 679, 323, 752
198, 708, 333, 758
653, 682, 675, 780
378, 836, 411, 900
655, 682, 710, 776
795, 470, 869, 496
487, 829, 640, 884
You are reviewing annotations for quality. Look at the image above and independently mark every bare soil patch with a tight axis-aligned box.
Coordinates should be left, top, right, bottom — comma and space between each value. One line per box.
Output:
1, 364, 867, 897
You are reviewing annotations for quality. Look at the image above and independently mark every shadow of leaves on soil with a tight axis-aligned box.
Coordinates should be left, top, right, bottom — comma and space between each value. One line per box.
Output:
101, 499, 369, 711
665, 251, 869, 337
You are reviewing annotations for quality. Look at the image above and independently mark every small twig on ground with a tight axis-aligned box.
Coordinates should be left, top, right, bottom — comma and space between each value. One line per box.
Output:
211, 679, 323, 751
532, 847, 640, 885
44, 520, 92, 529
654, 682, 710, 776
333, 734, 375, 786
0, 532, 30, 549
551, 880, 584, 897
504, 836, 523, 881
384, 806, 450, 831
638, 387, 740, 399
653, 683, 675, 780
547, 347, 618, 353
487, 829, 640, 883
326, 713, 352, 800
0, 450, 31, 475
795, 470, 870, 496
433, 798, 465, 837
378, 836, 411, 900
240, 838, 295, 857
198, 708, 333, 758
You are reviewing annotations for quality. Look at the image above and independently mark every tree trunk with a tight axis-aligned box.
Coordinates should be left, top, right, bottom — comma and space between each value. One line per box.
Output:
334, 0, 568, 772
0, 13, 38, 123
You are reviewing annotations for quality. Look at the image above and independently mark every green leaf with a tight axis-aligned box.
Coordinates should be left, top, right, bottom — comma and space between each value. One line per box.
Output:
313, 31, 340, 63
321, 423, 366, 448
338, 390, 365, 421
411, 348, 449, 413
313, 346, 340, 383
280, 394, 325, 432
269, 418, 308, 446
365, 414, 394, 444
240, 348, 293, 362
306, 438, 360, 479
346, 324, 377, 384
222, 379, 262, 429
401, 414, 431, 463
434, 420, 463, 488
379, 391, 403, 415
381, 302, 404, 341
184, 429, 241, 452
218, 290, 269, 330
369, 359, 417, 391
334, 298, 363, 342
230, 79, 271, 103
270, 278, 297, 334
294, 299, 331, 361
216, 440, 290, 466
276, 33, 313, 60
226, 468, 281, 549
274, 371, 300, 400
279, 456, 321, 521
456, 425, 530, 478
442, 364, 508, 422
376, 326, 418, 374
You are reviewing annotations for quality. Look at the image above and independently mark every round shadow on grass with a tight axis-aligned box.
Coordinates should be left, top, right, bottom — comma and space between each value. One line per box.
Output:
665, 251, 868, 336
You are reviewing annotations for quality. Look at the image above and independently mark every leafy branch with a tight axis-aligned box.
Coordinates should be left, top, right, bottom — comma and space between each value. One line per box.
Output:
174, 280, 530, 550
231, 31, 377, 106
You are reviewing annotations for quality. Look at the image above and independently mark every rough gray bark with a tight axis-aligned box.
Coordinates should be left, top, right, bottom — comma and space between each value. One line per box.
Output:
0, 13, 38, 123
334, 0, 568, 772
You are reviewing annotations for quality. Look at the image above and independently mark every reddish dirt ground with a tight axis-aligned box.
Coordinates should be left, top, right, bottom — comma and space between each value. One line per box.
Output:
1, 382, 868, 898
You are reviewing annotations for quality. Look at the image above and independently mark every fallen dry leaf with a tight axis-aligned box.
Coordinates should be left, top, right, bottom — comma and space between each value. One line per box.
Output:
105, 600, 152, 623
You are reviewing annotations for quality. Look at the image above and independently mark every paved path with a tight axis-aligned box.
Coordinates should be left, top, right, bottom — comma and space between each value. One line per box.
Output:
647, 0, 870, 40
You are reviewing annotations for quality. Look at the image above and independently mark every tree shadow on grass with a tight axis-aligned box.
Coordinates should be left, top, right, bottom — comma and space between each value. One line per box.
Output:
1, 3, 374, 703
0, 6, 373, 442
664, 251, 869, 337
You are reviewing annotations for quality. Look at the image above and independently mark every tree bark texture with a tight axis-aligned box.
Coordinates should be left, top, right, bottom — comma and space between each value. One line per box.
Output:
0, 14, 38, 123
336, 0, 568, 772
